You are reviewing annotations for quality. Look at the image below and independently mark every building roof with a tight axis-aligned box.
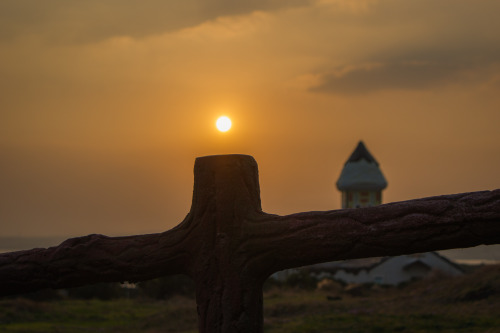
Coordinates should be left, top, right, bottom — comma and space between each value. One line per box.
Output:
345, 141, 379, 166
336, 141, 388, 191
309, 257, 384, 274
308, 252, 463, 275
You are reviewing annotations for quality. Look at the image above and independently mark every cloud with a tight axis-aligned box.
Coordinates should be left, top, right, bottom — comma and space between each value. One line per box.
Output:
304, 0, 500, 95
311, 41, 500, 94
311, 61, 466, 94
0, 0, 310, 43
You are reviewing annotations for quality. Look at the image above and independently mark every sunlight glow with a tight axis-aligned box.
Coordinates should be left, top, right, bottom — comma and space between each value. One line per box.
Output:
216, 116, 232, 132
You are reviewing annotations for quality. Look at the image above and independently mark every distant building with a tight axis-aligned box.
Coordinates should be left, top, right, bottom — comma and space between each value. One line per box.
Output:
336, 141, 387, 208
272, 141, 464, 285
308, 252, 463, 286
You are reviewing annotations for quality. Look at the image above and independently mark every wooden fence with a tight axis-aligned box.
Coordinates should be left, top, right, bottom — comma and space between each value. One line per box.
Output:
1, 154, 499, 333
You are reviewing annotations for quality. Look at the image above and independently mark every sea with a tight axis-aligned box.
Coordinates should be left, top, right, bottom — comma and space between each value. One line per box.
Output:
0, 236, 69, 254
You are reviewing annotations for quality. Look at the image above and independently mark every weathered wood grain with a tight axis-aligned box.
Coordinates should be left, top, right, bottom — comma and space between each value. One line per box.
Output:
1, 154, 499, 333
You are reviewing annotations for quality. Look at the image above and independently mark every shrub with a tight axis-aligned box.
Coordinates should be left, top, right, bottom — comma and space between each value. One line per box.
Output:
138, 275, 195, 300
284, 271, 318, 290
66, 282, 123, 300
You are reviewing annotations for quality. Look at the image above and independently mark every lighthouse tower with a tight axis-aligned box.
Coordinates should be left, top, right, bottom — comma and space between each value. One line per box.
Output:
336, 141, 388, 208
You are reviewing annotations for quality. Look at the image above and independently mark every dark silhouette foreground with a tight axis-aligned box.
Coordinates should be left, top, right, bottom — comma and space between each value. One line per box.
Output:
1, 154, 499, 333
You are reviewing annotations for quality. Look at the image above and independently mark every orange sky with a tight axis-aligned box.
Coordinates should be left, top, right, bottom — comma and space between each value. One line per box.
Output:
1, 0, 500, 238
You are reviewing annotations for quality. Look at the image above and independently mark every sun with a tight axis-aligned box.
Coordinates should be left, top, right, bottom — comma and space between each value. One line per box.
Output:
216, 116, 232, 132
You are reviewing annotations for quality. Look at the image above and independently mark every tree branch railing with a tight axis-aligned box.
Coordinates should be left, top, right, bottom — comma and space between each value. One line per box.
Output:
1, 154, 499, 333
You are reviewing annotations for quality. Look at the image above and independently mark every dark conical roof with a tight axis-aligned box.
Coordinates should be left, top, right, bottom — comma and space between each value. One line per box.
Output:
336, 141, 387, 191
345, 141, 379, 166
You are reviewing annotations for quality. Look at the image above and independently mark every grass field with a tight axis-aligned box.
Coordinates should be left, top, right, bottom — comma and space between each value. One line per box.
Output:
1, 265, 499, 333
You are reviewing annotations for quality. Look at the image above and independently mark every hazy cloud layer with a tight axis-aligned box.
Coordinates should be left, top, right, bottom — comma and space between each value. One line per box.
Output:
312, 62, 456, 94
0, 0, 310, 43
305, 0, 500, 94
312, 57, 500, 94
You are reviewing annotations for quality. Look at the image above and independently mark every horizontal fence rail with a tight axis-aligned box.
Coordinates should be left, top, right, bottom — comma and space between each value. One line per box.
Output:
1, 154, 499, 333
